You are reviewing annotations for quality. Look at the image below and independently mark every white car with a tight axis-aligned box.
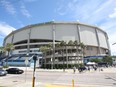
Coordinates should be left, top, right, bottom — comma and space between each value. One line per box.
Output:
0, 69, 7, 76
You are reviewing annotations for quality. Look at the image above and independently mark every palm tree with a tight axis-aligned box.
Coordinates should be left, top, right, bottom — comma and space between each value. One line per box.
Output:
47, 43, 53, 69
68, 40, 74, 67
79, 42, 86, 64
4, 43, 14, 66
59, 40, 67, 71
0, 46, 4, 56
74, 40, 79, 66
0, 46, 4, 51
39, 45, 49, 68
55, 42, 60, 68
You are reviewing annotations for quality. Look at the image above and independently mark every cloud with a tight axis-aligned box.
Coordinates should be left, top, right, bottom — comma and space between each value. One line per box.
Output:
20, 2, 31, 18
109, 33, 116, 55
0, 0, 32, 18
0, 0, 16, 15
0, 22, 16, 37
56, 0, 116, 55
24, 0, 37, 2
0, 22, 16, 46
109, 8, 116, 18
99, 20, 116, 55
56, 0, 116, 24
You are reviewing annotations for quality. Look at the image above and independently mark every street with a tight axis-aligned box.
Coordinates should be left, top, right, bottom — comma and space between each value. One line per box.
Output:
0, 67, 116, 87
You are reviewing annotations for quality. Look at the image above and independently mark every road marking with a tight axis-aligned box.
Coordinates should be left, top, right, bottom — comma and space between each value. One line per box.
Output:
105, 75, 116, 81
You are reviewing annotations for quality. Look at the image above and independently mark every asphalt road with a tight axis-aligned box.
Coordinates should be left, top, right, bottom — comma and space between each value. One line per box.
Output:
0, 68, 116, 87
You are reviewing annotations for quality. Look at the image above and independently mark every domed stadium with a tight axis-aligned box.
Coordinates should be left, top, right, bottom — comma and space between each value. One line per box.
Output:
1, 21, 110, 68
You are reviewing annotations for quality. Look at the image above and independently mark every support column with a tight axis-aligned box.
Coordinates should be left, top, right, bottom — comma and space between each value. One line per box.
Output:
27, 26, 31, 54
95, 28, 101, 55
76, 24, 81, 65
52, 24, 55, 69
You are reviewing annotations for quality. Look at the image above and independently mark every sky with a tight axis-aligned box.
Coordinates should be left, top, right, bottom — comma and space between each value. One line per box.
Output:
0, 0, 116, 55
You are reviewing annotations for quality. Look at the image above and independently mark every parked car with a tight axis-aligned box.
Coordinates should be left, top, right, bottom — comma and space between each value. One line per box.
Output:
6, 68, 24, 74
0, 66, 3, 69
0, 69, 7, 76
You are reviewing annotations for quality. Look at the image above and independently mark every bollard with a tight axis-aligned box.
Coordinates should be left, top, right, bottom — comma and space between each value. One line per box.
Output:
72, 79, 74, 87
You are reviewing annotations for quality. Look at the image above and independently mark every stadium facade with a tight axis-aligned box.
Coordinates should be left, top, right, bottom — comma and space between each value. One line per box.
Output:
3, 21, 110, 67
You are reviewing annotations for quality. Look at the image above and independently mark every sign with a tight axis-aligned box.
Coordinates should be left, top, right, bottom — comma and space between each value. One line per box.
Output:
25, 58, 29, 65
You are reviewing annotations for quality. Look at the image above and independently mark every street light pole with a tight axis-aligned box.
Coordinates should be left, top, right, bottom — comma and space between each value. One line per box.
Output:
25, 53, 29, 82
32, 55, 37, 87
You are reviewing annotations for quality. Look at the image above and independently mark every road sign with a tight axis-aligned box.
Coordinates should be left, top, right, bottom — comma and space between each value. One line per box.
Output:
25, 58, 29, 65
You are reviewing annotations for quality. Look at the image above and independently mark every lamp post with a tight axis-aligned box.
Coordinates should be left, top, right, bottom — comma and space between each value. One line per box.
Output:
32, 55, 37, 87
25, 53, 29, 82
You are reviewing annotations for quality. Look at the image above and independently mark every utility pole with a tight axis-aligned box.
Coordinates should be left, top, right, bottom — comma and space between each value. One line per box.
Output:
32, 55, 37, 87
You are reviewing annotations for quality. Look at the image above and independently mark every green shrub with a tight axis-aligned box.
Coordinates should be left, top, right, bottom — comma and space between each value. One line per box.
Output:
3, 65, 9, 68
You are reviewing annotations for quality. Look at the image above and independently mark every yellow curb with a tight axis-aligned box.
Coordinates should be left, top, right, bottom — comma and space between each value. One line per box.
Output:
45, 83, 69, 87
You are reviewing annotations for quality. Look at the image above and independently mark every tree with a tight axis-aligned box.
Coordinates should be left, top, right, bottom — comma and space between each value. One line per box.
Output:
60, 40, 67, 71
0, 46, 5, 57
0, 46, 4, 52
74, 40, 79, 66
47, 43, 54, 69
4, 43, 14, 66
67, 40, 74, 68
79, 42, 86, 64
55, 42, 60, 68
68, 40, 74, 46
39, 45, 49, 68
90, 58, 102, 63
102, 56, 112, 65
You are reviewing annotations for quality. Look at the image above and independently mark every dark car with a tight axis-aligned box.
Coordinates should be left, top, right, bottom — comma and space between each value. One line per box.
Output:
6, 68, 24, 74
0, 69, 7, 76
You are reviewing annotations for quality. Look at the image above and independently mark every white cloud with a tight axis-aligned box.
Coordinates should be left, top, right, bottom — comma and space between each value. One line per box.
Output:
100, 21, 116, 31
94, 0, 114, 14
0, 0, 16, 15
0, 22, 16, 46
99, 20, 116, 55
20, 2, 31, 18
0, 0, 32, 18
24, 0, 37, 2
109, 33, 116, 55
56, 0, 116, 55
109, 8, 116, 18
56, 0, 116, 24
0, 22, 16, 37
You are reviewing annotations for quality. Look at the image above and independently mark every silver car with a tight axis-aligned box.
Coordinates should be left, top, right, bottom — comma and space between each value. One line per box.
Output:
0, 69, 7, 76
